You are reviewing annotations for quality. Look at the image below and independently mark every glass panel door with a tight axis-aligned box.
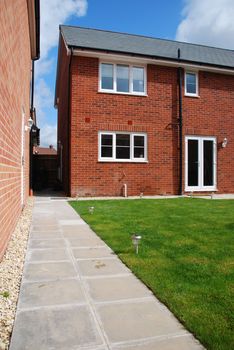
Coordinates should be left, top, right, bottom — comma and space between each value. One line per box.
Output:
185, 136, 216, 191
203, 140, 214, 186
188, 139, 199, 187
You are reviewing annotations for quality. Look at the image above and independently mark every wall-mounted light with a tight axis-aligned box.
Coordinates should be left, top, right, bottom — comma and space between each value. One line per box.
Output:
222, 137, 228, 148
25, 117, 33, 131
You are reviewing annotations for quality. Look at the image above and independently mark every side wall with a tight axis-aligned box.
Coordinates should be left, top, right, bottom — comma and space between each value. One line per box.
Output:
69, 56, 234, 196
183, 71, 234, 193
70, 56, 180, 196
57, 37, 70, 195
0, 0, 31, 258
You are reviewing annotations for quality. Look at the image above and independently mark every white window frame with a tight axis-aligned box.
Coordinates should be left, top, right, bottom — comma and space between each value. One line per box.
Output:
99, 62, 147, 96
185, 135, 217, 192
98, 131, 148, 162
184, 71, 199, 97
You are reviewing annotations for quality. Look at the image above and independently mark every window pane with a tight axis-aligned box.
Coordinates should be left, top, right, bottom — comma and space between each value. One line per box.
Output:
116, 147, 130, 159
117, 65, 129, 92
186, 73, 197, 94
188, 139, 198, 186
116, 134, 130, 146
101, 134, 113, 158
101, 64, 113, 90
116, 134, 130, 159
203, 140, 214, 186
101, 147, 112, 158
134, 135, 145, 158
101, 134, 113, 146
134, 136, 144, 147
133, 67, 144, 92
134, 147, 145, 158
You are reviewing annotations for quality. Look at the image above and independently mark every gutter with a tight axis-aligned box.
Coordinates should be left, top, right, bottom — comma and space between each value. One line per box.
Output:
177, 49, 183, 196
34, 0, 40, 60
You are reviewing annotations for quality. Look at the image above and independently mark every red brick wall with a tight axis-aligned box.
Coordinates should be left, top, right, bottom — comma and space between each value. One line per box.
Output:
57, 37, 70, 195
183, 71, 234, 193
0, 0, 32, 259
61, 54, 234, 197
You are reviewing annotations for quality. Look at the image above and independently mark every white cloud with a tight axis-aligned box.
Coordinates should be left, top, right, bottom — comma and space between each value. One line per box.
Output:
40, 124, 57, 148
40, 0, 88, 59
34, 0, 88, 147
176, 0, 234, 49
35, 58, 54, 78
35, 78, 54, 123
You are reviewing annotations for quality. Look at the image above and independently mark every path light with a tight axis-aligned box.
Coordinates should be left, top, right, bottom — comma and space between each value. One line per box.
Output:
131, 234, 142, 254
88, 206, 94, 214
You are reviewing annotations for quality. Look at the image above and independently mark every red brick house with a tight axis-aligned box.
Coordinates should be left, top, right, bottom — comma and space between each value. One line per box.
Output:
55, 26, 234, 197
0, 0, 40, 258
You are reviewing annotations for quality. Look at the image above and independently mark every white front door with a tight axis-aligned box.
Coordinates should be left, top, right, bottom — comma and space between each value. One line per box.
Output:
185, 136, 217, 192
21, 114, 25, 206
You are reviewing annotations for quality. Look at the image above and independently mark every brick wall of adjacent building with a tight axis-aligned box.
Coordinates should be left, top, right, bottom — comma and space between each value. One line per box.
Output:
0, 0, 32, 259
57, 37, 70, 195
59, 53, 234, 197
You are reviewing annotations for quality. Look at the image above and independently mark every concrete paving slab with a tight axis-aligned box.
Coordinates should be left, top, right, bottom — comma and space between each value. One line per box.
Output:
10, 305, 103, 350
29, 238, 66, 249
18, 279, 85, 309
62, 225, 94, 234
73, 247, 114, 259
24, 262, 77, 281
30, 231, 62, 240
63, 230, 96, 240
59, 219, 85, 225
112, 334, 203, 349
97, 300, 184, 343
26, 248, 70, 262
78, 258, 130, 277
87, 275, 152, 302
31, 218, 58, 225
31, 225, 60, 232
67, 237, 105, 247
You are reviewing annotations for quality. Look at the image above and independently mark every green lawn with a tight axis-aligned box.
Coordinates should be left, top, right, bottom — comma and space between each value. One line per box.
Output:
70, 198, 234, 350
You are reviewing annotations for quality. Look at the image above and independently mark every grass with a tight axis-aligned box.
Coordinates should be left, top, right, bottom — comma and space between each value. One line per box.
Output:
70, 198, 234, 350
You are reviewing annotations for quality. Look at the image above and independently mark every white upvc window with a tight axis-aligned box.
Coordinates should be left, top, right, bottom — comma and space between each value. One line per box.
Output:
99, 62, 147, 95
185, 71, 199, 97
98, 131, 147, 162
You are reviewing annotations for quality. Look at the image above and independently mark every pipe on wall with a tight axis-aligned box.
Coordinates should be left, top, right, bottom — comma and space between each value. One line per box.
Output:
178, 48, 183, 195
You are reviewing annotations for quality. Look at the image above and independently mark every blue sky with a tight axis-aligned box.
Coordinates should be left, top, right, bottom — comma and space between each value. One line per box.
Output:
35, 0, 234, 147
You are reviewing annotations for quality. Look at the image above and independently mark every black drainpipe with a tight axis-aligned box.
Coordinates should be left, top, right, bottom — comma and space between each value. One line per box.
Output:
30, 60, 35, 194
67, 47, 73, 196
178, 49, 183, 195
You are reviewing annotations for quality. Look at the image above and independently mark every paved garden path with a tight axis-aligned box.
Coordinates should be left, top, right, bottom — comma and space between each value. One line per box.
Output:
10, 196, 204, 350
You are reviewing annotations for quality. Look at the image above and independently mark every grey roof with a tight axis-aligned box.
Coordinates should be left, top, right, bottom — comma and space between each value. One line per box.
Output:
60, 25, 234, 70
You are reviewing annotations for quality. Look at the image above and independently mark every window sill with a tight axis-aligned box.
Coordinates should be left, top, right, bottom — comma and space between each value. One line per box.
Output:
98, 90, 148, 97
185, 187, 217, 192
184, 94, 200, 98
98, 159, 148, 163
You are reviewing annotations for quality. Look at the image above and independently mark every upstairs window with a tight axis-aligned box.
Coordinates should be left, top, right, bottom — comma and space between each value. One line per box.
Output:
185, 71, 198, 96
99, 132, 147, 162
100, 62, 146, 95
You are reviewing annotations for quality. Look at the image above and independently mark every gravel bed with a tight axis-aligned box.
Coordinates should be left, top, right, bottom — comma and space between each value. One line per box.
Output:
0, 198, 34, 350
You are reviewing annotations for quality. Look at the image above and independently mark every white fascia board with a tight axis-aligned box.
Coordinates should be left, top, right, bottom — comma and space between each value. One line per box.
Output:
73, 49, 234, 76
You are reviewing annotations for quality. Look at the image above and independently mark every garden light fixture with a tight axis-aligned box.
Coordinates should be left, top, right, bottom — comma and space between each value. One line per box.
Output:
131, 234, 142, 254
88, 206, 94, 214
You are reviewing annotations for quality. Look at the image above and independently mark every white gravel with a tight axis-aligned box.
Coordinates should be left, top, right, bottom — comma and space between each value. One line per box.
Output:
0, 198, 34, 350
